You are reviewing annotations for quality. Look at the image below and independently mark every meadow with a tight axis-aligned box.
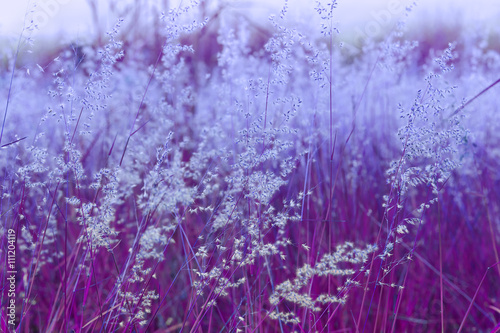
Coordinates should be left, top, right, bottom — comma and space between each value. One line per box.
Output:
1, 0, 499, 332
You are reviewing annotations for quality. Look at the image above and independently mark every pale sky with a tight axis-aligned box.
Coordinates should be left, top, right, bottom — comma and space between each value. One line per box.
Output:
0, 0, 499, 41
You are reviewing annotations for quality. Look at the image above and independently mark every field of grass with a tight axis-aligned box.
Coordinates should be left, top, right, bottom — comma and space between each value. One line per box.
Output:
1, 0, 499, 332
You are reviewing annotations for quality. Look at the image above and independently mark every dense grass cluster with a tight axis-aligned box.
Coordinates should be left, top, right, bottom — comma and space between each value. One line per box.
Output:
1, 0, 499, 332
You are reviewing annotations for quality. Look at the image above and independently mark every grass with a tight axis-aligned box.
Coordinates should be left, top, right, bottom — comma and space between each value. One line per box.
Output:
1, 0, 499, 332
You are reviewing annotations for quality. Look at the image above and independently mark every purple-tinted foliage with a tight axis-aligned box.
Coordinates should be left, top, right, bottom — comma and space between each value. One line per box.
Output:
0, 1, 499, 332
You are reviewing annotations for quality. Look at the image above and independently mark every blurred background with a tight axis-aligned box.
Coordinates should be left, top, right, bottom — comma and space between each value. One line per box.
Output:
1, 0, 499, 42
